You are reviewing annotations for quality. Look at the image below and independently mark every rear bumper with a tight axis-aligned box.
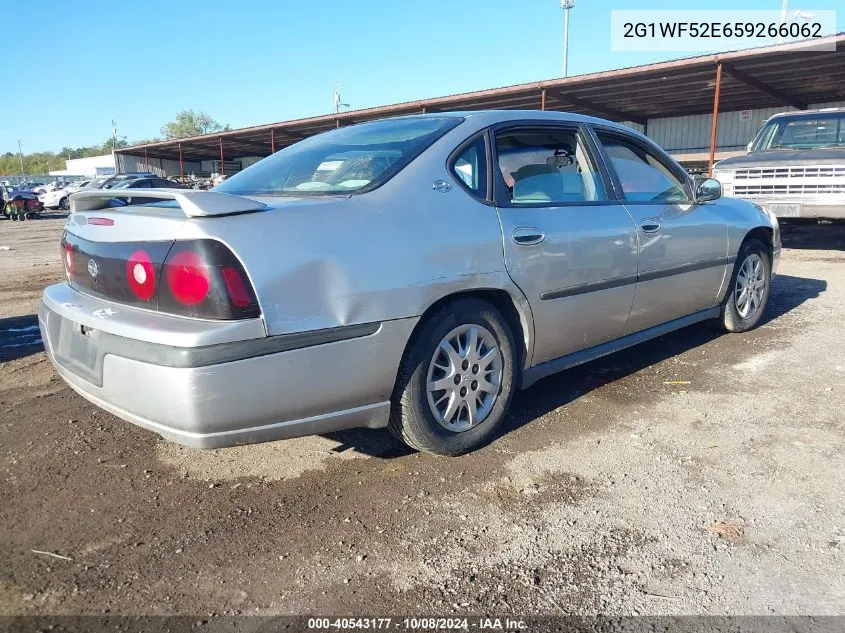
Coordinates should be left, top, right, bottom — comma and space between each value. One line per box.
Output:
39, 285, 415, 448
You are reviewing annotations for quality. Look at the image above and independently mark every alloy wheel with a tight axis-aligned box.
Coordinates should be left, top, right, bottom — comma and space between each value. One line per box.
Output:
735, 253, 766, 319
426, 324, 503, 432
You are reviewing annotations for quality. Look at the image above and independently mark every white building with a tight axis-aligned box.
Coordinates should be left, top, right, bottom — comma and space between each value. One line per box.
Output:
49, 154, 116, 178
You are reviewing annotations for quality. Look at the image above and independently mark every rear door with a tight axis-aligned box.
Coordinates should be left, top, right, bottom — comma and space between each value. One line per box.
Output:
592, 127, 728, 333
492, 123, 639, 366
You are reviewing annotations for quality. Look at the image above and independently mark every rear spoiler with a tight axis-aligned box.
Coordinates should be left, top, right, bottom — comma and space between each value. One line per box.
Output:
69, 189, 267, 217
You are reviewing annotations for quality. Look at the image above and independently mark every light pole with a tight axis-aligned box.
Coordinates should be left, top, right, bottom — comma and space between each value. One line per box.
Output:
561, 0, 575, 77
17, 140, 25, 180
778, 0, 813, 43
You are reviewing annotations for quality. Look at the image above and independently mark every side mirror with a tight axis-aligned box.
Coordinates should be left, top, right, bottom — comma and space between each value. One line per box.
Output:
694, 177, 722, 203
746, 141, 753, 153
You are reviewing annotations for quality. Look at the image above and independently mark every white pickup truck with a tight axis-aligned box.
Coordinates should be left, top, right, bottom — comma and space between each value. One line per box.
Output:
713, 108, 845, 220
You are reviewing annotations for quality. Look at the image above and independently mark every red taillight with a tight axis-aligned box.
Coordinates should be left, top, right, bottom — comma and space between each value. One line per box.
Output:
221, 267, 251, 308
165, 250, 210, 306
87, 217, 114, 226
126, 249, 156, 301
63, 242, 75, 276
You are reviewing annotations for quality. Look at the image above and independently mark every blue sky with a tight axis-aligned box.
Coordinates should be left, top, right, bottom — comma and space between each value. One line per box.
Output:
1, 0, 842, 153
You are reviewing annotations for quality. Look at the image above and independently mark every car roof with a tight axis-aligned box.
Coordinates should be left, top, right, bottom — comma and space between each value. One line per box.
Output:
767, 107, 845, 120
374, 109, 644, 140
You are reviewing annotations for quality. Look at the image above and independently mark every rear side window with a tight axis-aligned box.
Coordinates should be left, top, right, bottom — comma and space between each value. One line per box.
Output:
450, 136, 487, 199
596, 133, 689, 202
495, 128, 605, 204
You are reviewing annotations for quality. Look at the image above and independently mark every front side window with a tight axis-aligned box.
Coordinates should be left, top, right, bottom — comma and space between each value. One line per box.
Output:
451, 136, 487, 198
596, 133, 689, 203
495, 128, 604, 204
217, 116, 462, 196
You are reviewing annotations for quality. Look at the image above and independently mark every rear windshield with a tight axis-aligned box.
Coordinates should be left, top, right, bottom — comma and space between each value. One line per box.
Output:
216, 116, 462, 196
752, 113, 845, 150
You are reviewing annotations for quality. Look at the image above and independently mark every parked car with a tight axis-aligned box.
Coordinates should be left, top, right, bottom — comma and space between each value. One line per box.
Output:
102, 172, 157, 189
39, 181, 90, 210
713, 108, 845, 220
2, 188, 44, 220
40, 111, 780, 455
109, 177, 185, 190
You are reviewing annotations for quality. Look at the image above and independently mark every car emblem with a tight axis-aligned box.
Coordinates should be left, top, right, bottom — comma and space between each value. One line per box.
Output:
87, 258, 99, 278
432, 179, 451, 193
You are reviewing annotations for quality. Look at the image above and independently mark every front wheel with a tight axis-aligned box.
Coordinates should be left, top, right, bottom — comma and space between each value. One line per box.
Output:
714, 239, 771, 333
389, 298, 517, 456
59, 197, 69, 211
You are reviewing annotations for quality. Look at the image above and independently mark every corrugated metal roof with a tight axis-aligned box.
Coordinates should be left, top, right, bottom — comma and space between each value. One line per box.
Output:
117, 33, 845, 162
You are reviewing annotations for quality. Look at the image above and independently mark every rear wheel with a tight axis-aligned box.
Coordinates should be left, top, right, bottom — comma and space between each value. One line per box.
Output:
714, 239, 771, 333
389, 298, 516, 456
59, 197, 69, 211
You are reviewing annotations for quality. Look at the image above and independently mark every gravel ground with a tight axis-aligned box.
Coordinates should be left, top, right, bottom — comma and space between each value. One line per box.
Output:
0, 216, 843, 617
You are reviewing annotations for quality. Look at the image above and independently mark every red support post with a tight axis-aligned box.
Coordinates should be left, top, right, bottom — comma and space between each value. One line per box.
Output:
178, 142, 184, 179
708, 63, 722, 177
271, 129, 276, 154
219, 137, 225, 176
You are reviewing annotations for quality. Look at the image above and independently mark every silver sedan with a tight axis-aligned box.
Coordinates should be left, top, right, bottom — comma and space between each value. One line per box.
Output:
39, 111, 780, 455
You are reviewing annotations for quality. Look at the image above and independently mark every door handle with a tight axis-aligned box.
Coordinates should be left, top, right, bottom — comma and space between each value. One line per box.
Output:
640, 218, 661, 233
512, 227, 546, 246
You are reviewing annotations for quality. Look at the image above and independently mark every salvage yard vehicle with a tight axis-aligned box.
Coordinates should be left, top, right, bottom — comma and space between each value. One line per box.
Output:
2, 189, 44, 220
713, 108, 845, 220
39, 180, 91, 210
39, 111, 781, 455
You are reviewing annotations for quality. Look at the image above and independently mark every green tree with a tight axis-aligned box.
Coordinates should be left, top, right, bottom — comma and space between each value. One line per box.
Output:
160, 110, 229, 139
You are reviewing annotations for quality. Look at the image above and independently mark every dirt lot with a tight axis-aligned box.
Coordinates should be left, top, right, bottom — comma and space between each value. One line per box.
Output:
0, 216, 843, 617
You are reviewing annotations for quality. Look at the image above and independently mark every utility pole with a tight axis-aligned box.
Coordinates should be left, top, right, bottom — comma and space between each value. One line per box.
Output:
333, 84, 349, 114
779, 0, 789, 43
17, 140, 25, 180
561, 0, 576, 77
112, 120, 117, 151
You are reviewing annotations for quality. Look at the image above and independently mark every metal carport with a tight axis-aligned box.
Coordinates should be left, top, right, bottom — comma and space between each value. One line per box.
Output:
116, 33, 845, 177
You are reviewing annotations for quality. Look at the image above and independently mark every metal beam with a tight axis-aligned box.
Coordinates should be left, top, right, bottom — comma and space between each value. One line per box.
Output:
708, 63, 723, 177
217, 137, 271, 152
219, 137, 225, 177
270, 129, 275, 154
541, 88, 546, 111
721, 63, 808, 110
178, 142, 183, 179
552, 90, 647, 124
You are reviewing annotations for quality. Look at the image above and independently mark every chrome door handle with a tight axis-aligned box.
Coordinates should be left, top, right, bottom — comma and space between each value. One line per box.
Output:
512, 227, 546, 246
640, 218, 661, 233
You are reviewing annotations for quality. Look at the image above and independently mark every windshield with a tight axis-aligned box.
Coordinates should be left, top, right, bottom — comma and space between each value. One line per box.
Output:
217, 116, 462, 196
88, 177, 111, 189
752, 113, 845, 150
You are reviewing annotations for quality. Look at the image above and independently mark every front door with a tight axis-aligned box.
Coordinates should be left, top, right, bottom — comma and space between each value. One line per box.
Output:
493, 125, 639, 366
593, 129, 728, 333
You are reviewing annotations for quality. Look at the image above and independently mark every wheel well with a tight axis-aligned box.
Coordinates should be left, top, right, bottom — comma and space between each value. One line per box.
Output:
412, 289, 529, 379
743, 226, 774, 257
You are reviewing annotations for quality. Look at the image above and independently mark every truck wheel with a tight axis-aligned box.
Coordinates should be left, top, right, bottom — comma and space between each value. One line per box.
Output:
389, 298, 516, 456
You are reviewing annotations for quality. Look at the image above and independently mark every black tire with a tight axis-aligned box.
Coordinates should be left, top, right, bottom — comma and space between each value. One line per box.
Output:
713, 238, 771, 333
59, 197, 69, 211
389, 298, 517, 456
